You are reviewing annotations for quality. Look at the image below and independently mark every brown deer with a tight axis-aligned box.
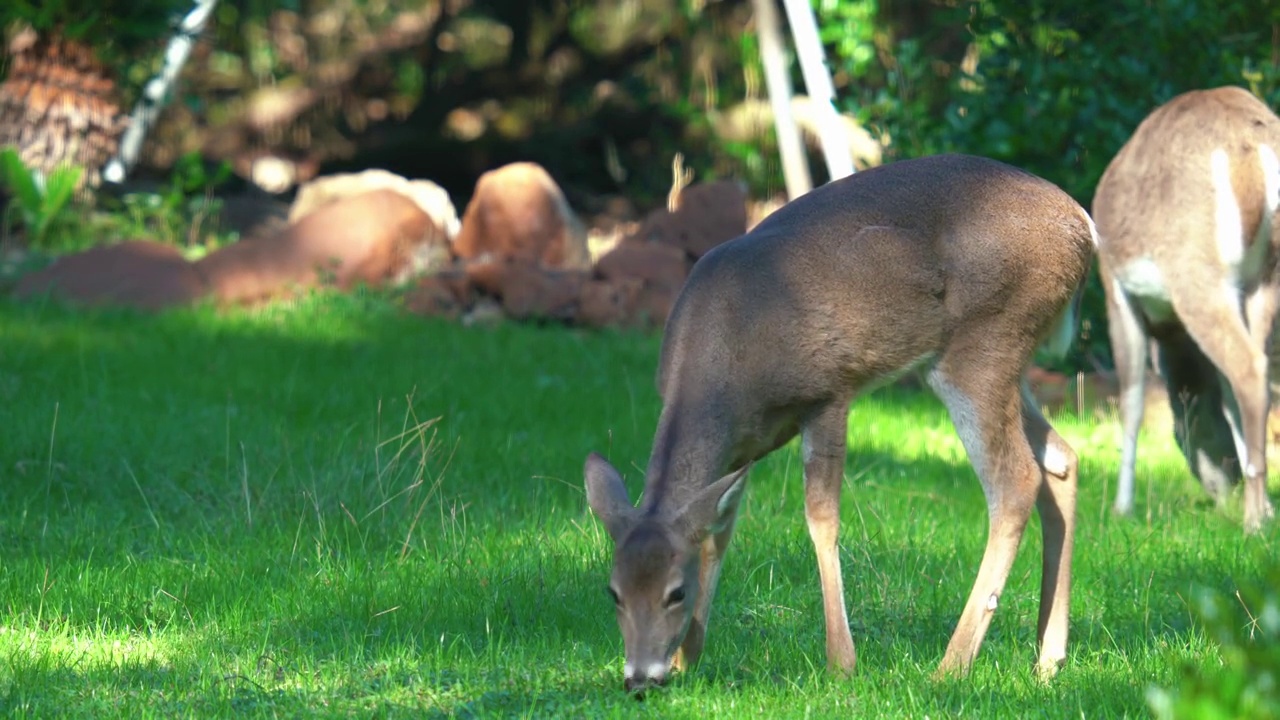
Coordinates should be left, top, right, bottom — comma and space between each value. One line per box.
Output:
1092, 86, 1279, 532
584, 153, 1094, 692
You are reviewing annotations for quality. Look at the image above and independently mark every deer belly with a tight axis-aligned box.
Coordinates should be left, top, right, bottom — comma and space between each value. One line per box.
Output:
1113, 257, 1176, 324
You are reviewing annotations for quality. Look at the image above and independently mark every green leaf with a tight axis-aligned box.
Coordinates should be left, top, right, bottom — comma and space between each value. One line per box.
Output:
0, 147, 43, 220
41, 164, 83, 223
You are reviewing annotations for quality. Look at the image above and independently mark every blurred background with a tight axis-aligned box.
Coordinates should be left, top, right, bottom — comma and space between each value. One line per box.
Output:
1, 0, 1278, 374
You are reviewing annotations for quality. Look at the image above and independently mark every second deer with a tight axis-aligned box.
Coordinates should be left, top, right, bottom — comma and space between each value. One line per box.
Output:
1093, 85, 1279, 532
585, 154, 1094, 691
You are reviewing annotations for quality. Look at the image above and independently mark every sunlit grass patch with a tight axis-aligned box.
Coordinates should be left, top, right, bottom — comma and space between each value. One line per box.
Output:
0, 291, 1274, 718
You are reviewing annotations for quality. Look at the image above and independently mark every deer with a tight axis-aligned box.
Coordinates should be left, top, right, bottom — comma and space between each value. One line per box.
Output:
1091, 85, 1280, 533
583, 153, 1094, 693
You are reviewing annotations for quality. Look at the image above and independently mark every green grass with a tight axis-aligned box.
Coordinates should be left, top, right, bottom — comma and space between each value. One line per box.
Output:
0, 291, 1276, 718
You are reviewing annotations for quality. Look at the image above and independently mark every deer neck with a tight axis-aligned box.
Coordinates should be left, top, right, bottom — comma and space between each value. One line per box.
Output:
639, 399, 734, 517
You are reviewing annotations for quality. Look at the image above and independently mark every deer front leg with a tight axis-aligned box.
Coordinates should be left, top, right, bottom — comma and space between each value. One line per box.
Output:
672, 500, 742, 672
802, 401, 857, 674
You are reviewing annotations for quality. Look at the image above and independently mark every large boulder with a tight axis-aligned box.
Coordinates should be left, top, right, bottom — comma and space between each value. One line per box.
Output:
452, 162, 591, 269
289, 169, 460, 281
289, 168, 460, 237
196, 189, 432, 305
633, 180, 748, 259
13, 240, 208, 311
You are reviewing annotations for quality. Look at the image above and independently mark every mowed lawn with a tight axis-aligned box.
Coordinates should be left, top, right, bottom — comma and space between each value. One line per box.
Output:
0, 292, 1274, 718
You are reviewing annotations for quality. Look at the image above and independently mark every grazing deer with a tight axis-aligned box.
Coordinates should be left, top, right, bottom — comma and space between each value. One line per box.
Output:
584, 154, 1093, 692
1092, 86, 1280, 532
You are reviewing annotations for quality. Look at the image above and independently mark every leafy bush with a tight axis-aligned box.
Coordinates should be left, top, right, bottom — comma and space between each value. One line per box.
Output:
1147, 566, 1280, 720
0, 148, 83, 250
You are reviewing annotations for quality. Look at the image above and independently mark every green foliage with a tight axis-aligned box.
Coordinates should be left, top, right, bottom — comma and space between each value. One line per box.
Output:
0, 148, 83, 250
1147, 565, 1280, 720
0, 0, 192, 49
81, 151, 238, 255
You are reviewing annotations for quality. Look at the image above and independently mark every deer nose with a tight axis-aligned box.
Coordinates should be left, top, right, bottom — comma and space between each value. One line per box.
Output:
624, 662, 669, 693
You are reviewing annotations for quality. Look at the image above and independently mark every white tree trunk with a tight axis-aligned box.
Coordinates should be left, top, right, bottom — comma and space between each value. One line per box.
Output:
102, 0, 220, 184
780, 0, 855, 182
751, 0, 812, 200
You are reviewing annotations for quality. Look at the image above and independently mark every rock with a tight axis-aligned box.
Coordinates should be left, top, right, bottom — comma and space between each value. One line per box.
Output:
594, 239, 689, 290
12, 240, 208, 311
465, 259, 585, 321
578, 277, 642, 328
634, 180, 747, 259
289, 168, 460, 241
453, 162, 591, 269
404, 268, 474, 319
289, 170, 459, 281
196, 189, 431, 305
633, 281, 680, 328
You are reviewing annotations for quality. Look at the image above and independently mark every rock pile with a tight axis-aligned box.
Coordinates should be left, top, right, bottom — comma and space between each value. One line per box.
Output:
12, 162, 751, 331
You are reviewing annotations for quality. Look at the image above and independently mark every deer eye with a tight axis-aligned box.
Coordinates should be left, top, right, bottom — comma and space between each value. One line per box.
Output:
607, 586, 622, 607
664, 586, 686, 608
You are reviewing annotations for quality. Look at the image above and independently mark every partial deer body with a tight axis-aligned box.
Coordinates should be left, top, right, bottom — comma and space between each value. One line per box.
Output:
1092, 86, 1279, 532
584, 154, 1094, 691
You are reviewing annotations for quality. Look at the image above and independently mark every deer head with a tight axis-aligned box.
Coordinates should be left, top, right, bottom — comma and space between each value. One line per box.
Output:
584, 452, 747, 691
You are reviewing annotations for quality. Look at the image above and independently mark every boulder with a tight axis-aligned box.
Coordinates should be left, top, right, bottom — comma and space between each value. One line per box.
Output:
465, 259, 585, 321
578, 277, 642, 328
13, 240, 208, 311
196, 189, 431, 305
633, 180, 747, 259
289, 168, 460, 240
593, 239, 689, 290
453, 162, 591, 269
404, 268, 474, 319
289, 169, 460, 281
633, 281, 681, 328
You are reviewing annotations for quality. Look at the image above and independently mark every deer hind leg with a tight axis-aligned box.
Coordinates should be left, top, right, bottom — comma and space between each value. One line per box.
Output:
1101, 262, 1151, 516
673, 488, 744, 672
1152, 330, 1241, 506
1167, 279, 1274, 532
1242, 283, 1278, 526
927, 361, 1042, 679
1020, 384, 1078, 680
800, 400, 857, 674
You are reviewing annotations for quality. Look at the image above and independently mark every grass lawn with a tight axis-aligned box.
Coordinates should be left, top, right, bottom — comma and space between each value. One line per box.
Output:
1, 291, 1275, 718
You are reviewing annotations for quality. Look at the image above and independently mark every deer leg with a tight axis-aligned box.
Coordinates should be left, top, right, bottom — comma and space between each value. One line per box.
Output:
928, 364, 1041, 679
1102, 265, 1151, 516
1168, 283, 1274, 532
673, 489, 743, 672
1020, 385, 1078, 679
801, 400, 857, 674
1243, 284, 1279, 525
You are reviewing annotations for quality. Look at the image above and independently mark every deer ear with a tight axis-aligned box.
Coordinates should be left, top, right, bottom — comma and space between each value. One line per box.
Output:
671, 464, 750, 541
584, 452, 639, 542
